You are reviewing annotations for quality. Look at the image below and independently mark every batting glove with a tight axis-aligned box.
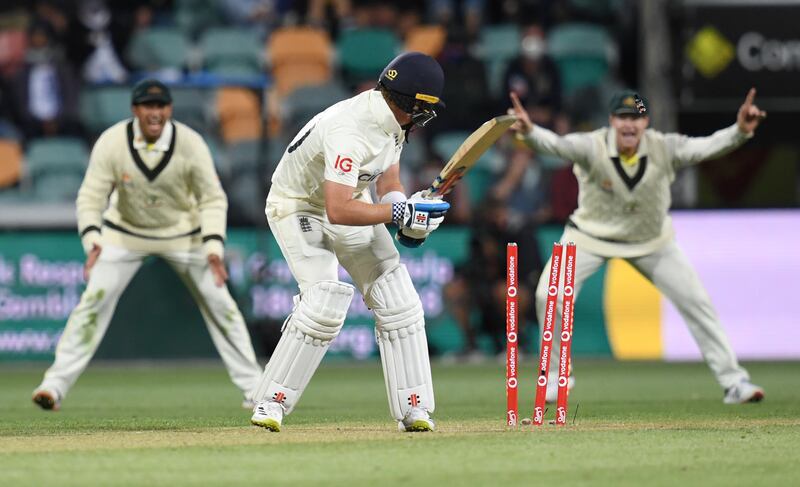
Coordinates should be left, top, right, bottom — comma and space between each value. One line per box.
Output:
391, 195, 450, 248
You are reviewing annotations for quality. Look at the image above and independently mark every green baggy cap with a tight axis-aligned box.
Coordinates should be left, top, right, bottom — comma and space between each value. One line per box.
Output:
131, 79, 172, 105
609, 89, 648, 116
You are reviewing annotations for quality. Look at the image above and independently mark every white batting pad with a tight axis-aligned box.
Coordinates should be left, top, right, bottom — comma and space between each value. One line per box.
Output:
368, 264, 434, 420
252, 280, 354, 414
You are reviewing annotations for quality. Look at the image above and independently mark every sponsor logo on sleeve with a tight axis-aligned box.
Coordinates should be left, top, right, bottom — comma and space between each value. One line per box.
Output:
334, 155, 353, 173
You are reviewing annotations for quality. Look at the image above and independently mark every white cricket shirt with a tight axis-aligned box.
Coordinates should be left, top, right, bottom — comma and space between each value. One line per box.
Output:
267, 89, 404, 216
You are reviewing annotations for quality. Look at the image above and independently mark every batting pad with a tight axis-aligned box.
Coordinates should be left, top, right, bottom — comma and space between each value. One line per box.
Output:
252, 280, 354, 414
368, 265, 434, 420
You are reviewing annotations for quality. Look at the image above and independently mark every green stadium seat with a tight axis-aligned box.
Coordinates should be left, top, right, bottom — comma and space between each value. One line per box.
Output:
25, 137, 89, 201
200, 28, 263, 75
547, 23, 614, 96
171, 86, 211, 133
126, 27, 190, 71
283, 82, 350, 134
174, 0, 221, 40
337, 29, 399, 84
227, 140, 264, 172
398, 136, 425, 170
476, 24, 521, 98
80, 86, 132, 135
432, 132, 497, 204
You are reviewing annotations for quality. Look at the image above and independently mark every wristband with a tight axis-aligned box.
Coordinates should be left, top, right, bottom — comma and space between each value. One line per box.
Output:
391, 201, 405, 225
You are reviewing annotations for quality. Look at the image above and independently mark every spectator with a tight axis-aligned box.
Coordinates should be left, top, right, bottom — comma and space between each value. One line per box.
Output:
432, 29, 492, 134
502, 24, 562, 112
6, 21, 82, 139
71, 0, 129, 83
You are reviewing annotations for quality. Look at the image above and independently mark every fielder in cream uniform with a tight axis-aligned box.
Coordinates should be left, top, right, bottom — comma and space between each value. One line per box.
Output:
32, 79, 262, 411
250, 52, 450, 432
510, 88, 767, 404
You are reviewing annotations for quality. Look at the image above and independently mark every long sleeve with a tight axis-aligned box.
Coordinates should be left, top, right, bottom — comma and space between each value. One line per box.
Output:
666, 124, 752, 169
521, 124, 595, 170
76, 132, 115, 254
188, 135, 228, 258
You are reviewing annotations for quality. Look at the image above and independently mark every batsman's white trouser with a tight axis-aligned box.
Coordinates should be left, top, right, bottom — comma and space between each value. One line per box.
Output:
37, 244, 262, 399
255, 201, 434, 420
535, 237, 749, 390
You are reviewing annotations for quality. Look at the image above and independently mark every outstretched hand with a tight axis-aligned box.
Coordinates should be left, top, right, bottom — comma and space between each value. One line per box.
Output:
737, 87, 767, 135
507, 92, 534, 134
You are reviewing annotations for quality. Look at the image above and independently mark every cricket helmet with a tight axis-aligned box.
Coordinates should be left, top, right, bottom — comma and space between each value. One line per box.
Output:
378, 52, 445, 130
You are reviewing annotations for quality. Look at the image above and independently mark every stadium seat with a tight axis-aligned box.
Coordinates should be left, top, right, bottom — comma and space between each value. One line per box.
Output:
174, 0, 221, 40
225, 140, 266, 224
126, 27, 190, 72
547, 23, 615, 96
171, 86, 211, 133
216, 87, 263, 143
432, 132, 497, 204
404, 25, 446, 57
25, 137, 89, 201
337, 29, 399, 85
267, 27, 333, 96
201, 28, 263, 76
283, 82, 349, 134
476, 24, 521, 98
398, 136, 425, 170
0, 139, 23, 188
80, 86, 132, 135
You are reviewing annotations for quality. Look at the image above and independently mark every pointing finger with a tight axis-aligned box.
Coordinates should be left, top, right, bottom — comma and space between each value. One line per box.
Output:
744, 87, 756, 107
510, 92, 525, 113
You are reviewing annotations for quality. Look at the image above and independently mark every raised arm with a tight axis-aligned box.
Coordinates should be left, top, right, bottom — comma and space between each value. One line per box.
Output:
668, 87, 767, 168
508, 92, 593, 169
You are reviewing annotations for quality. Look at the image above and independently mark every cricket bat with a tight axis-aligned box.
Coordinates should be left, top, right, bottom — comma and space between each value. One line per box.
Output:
423, 114, 517, 199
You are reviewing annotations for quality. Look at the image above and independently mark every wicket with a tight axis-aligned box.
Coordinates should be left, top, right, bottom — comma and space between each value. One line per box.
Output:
505, 241, 576, 427
506, 243, 519, 426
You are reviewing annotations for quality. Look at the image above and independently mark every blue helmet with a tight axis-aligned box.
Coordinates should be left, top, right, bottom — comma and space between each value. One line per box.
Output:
378, 52, 445, 130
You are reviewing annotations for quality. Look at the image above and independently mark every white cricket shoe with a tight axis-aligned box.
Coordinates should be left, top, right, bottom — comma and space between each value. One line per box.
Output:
397, 407, 435, 432
545, 375, 575, 403
723, 381, 765, 404
32, 389, 61, 411
251, 401, 285, 431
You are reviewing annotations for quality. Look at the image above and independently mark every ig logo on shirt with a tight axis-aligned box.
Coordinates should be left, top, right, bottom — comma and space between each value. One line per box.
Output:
334, 155, 353, 173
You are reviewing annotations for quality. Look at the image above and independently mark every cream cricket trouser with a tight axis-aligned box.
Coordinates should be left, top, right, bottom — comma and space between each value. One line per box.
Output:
266, 205, 400, 293
38, 244, 261, 400
535, 237, 749, 390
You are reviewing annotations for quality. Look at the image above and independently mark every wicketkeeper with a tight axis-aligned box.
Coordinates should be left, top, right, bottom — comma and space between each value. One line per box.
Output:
510, 87, 766, 405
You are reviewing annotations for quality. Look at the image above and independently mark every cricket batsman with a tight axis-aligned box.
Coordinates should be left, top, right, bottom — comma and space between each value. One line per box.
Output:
510, 88, 766, 404
249, 52, 449, 432
32, 79, 262, 411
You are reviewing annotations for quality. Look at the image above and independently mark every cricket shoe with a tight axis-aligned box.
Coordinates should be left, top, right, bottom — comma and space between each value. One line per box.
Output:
32, 389, 61, 411
397, 407, 435, 432
545, 375, 575, 403
251, 400, 285, 431
723, 380, 765, 404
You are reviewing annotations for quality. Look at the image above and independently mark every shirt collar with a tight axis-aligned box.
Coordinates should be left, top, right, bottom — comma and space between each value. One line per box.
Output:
367, 89, 405, 144
607, 127, 648, 158
132, 118, 174, 152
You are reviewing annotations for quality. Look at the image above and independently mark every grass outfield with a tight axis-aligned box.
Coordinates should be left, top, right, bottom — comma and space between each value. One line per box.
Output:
1, 360, 798, 486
